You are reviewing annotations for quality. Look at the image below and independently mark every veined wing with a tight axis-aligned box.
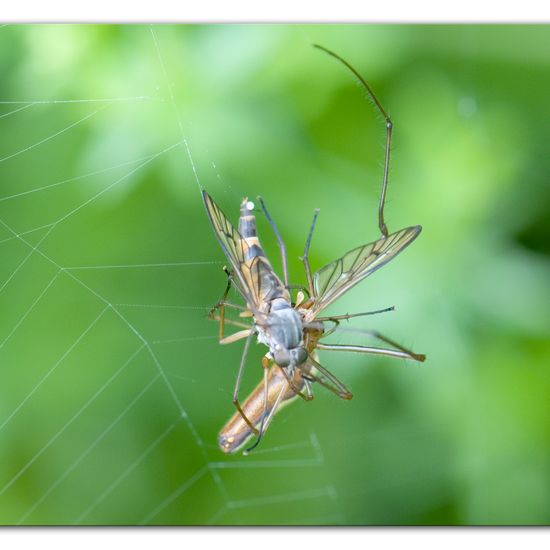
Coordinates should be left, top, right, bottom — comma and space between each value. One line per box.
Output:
311, 226, 421, 316
202, 190, 254, 305
241, 255, 289, 308
202, 190, 286, 309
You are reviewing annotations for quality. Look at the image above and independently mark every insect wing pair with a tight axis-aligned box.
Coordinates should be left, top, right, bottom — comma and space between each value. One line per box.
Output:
202, 190, 422, 454
202, 44, 425, 454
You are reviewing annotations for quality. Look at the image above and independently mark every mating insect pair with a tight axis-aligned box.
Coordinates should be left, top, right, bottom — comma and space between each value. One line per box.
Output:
202, 45, 425, 454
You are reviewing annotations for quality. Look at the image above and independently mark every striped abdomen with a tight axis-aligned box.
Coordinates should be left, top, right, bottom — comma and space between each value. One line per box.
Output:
238, 198, 289, 306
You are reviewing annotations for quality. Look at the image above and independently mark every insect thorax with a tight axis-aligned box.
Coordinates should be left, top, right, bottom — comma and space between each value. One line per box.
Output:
256, 298, 306, 367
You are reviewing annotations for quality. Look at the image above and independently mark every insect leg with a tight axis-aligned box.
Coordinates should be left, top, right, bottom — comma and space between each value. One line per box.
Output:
244, 359, 270, 454
209, 267, 234, 341
314, 306, 395, 322
317, 341, 425, 362
303, 356, 353, 400
311, 307, 396, 339
213, 267, 248, 313
233, 331, 260, 436
275, 363, 313, 402
244, 374, 288, 455
313, 44, 391, 237
302, 377, 314, 400
211, 301, 248, 313
208, 267, 250, 340
220, 328, 253, 345
258, 197, 289, 287
209, 314, 251, 332
302, 208, 320, 297
258, 356, 310, 401
356, 329, 426, 362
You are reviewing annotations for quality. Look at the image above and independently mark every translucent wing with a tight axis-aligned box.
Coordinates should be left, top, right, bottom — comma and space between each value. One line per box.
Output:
202, 190, 287, 309
311, 226, 421, 315
201, 190, 257, 305
240, 255, 289, 307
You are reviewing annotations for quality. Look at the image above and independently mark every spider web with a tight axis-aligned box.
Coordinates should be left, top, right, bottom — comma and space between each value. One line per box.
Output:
0, 25, 346, 526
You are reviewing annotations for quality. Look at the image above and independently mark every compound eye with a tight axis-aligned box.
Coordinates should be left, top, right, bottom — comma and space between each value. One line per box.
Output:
273, 349, 290, 367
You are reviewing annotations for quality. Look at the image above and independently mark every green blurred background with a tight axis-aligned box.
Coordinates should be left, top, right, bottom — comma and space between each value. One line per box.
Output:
0, 24, 548, 525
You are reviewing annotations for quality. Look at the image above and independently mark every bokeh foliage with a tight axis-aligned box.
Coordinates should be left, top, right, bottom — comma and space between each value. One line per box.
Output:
0, 24, 548, 525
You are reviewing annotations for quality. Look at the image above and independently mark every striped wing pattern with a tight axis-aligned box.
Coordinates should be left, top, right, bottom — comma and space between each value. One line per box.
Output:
202, 190, 286, 310
202, 190, 255, 304
242, 255, 288, 307
312, 226, 421, 315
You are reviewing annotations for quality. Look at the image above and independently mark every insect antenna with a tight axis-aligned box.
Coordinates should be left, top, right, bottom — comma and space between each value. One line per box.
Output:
313, 44, 392, 238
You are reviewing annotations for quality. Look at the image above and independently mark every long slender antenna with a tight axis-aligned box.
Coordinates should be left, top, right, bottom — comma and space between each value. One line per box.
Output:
313, 44, 391, 238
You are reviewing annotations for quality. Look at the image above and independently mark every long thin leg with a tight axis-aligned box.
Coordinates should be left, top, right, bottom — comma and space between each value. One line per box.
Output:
219, 329, 253, 346
304, 356, 353, 400
276, 364, 313, 402
211, 301, 248, 313
209, 267, 236, 341
232, 331, 259, 436
208, 267, 251, 341
314, 306, 395, 322
301, 370, 350, 400
258, 197, 289, 287
215, 266, 249, 312
307, 307, 396, 338
302, 208, 320, 298
216, 266, 265, 319
244, 377, 287, 455
313, 44, 391, 237
210, 305, 251, 340
356, 328, 426, 362
259, 356, 309, 402
245, 359, 270, 454
317, 342, 425, 362
302, 377, 314, 400
209, 314, 251, 332
216, 269, 233, 341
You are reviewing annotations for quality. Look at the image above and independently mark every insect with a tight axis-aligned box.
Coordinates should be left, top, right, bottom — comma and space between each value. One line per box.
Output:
218, 359, 306, 454
202, 44, 425, 454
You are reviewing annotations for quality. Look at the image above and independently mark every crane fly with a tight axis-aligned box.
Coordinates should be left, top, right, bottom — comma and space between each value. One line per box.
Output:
218, 360, 307, 454
202, 44, 425, 454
